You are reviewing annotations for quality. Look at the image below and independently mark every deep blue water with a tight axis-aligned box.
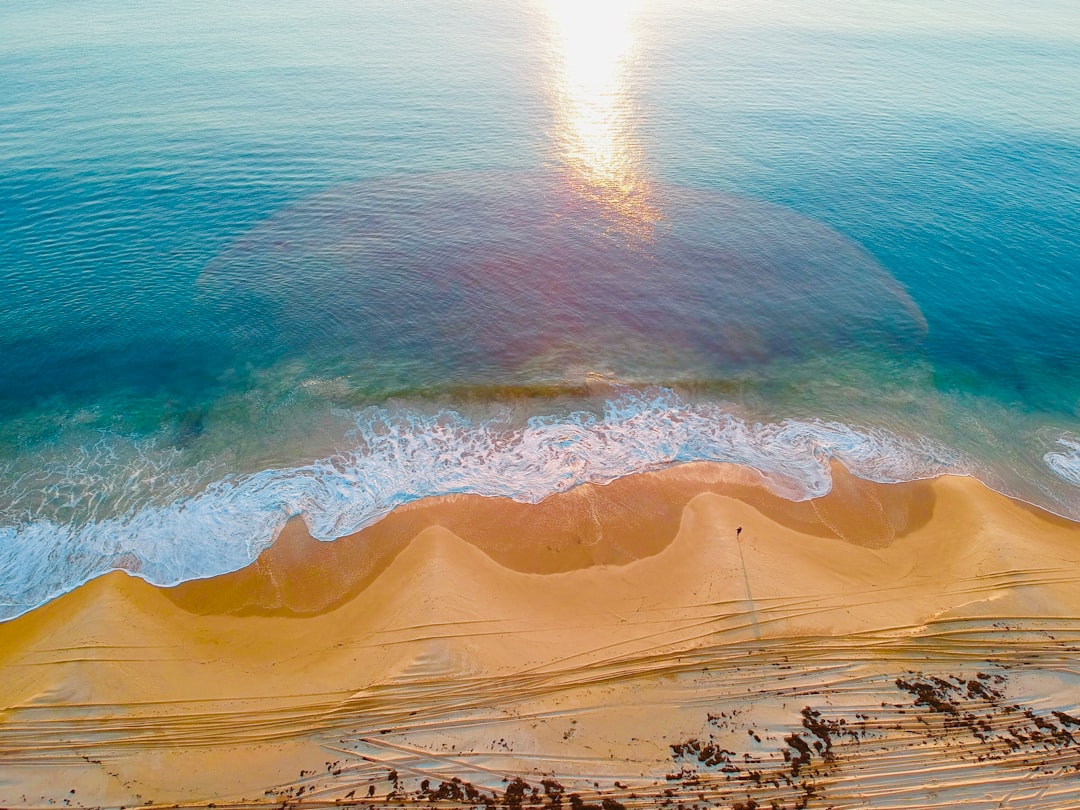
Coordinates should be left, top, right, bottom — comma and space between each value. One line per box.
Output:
1, 0, 1078, 618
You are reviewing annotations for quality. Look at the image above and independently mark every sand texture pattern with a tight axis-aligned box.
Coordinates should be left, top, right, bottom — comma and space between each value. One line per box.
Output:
1, 463, 1079, 809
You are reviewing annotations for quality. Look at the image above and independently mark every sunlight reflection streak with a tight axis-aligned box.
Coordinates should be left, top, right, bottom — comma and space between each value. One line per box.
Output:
545, 0, 659, 234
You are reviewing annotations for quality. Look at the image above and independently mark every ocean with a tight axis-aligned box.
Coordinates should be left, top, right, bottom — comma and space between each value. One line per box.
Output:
1, 0, 1078, 620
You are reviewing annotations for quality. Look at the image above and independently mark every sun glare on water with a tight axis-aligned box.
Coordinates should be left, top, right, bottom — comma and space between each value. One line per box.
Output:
544, 0, 658, 232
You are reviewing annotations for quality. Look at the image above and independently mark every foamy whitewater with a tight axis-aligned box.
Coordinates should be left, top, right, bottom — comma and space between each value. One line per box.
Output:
1046, 438, 1080, 488
0, 385, 1054, 621
2, 1, 1079, 620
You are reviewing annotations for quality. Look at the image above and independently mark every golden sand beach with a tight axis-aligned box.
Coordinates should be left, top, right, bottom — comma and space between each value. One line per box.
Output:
2, 462, 1079, 808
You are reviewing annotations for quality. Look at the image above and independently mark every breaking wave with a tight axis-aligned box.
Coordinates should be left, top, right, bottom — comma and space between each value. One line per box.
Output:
0, 388, 969, 621
1046, 436, 1080, 487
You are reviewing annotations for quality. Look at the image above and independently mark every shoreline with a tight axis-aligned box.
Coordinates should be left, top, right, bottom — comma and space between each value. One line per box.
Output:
1, 462, 1079, 807
162, 460, 940, 618
5, 387, 1080, 627
3, 455, 1078, 628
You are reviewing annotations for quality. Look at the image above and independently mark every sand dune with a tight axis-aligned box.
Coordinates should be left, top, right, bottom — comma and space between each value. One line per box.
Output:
1, 463, 1079, 808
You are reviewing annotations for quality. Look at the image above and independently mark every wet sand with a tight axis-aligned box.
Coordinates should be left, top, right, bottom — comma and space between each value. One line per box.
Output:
1, 462, 1079, 808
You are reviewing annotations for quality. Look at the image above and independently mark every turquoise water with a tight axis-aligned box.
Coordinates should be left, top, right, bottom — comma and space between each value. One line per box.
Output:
1, 0, 1078, 618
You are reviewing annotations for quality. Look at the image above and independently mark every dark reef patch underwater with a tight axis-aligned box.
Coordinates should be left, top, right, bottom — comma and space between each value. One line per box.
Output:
197, 171, 926, 388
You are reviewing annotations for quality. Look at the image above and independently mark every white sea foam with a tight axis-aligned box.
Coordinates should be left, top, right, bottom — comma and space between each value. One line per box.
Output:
0, 388, 968, 620
1045, 436, 1080, 487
